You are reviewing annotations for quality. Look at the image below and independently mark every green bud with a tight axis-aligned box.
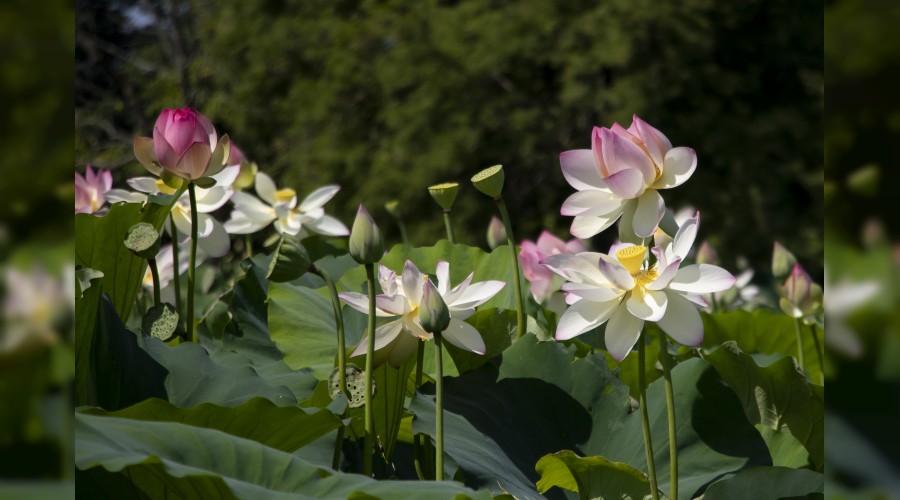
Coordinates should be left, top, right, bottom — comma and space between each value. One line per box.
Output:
384, 199, 403, 219
124, 222, 161, 260
471, 165, 505, 199
486, 216, 506, 250
348, 204, 384, 265
142, 303, 180, 341
846, 164, 880, 198
779, 263, 823, 322
233, 161, 258, 191
771, 242, 797, 281
419, 279, 450, 334
428, 182, 460, 210
266, 234, 312, 283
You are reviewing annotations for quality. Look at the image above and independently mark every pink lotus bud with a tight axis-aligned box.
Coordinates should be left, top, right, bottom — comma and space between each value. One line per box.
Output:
519, 231, 585, 303
228, 143, 246, 167
486, 216, 506, 250
779, 263, 823, 320
149, 108, 228, 180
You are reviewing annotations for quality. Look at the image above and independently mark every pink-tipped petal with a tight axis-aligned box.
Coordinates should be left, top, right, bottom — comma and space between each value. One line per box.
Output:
629, 115, 672, 168
560, 282, 624, 302
560, 149, 605, 190
601, 128, 656, 182
603, 169, 645, 199
669, 264, 736, 294
654, 147, 697, 190
656, 290, 703, 346
339, 292, 393, 317
561, 190, 622, 217
671, 212, 700, 261
632, 190, 665, 238
646, 259, 682, 291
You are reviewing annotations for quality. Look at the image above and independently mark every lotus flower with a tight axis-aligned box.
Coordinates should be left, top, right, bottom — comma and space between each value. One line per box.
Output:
75, 165, 113, 214
542, 212, 734, 361
142, 242, 208, 305
133, 107, 230, 181
518, 231, 585, 303
339, 260, 505, 367
560, 116, 697, 241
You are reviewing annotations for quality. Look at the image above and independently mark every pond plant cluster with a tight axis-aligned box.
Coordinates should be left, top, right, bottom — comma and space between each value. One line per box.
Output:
74, 107, 825, 499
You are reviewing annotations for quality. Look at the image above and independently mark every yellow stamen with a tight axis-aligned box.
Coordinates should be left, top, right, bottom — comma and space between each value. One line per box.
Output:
615, 245, 647, 276
155, 179, 177, 195
275, 188, 296, 203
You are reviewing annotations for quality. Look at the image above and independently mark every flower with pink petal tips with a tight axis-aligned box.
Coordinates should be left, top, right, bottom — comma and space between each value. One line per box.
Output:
133, 107, 231, 181
559, 115, 697, 242
339, 260, 505, 368
518, 231, 585, 303
542, 212, 734, 361
75, 165, 113, 214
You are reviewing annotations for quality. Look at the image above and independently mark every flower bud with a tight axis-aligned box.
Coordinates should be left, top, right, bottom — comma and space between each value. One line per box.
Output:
384, 200, 403, 219
771, 242, 797, 281
266, 234, 312, 283
696, 241, 719, 265
142, 303, 180, 341
233, 161, 258, 191
428, 182, 460, 211
486, 216, 506, 249
419, 279, 450, 334
779, 263, 823, 321
124, 222, 161, 260
141, 107, 230, 181
348, 204, 384, 265
471, 165, 505, 199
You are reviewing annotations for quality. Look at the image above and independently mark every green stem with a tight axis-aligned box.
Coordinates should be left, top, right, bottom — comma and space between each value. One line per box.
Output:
794, 318, 805, 372
496, 198, 526, 339
170, 216, 182, 321
639, 331, 660, 500
657, 331, 678, 500
331, 426, 345, 470
61, 381, 72, 480
363, 264, 377, 477
315, 265, 347, 468
434, 332, 445, 481
442, 210, 456, 244
187, 182, 198, 343
413, 340, 426, 480
245, 233, 253, 259
398, 220, 409, 246
148, 258, 161, 306
809, 324, 825, 385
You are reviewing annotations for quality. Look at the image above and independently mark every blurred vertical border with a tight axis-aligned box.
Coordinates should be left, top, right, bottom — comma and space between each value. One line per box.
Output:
0, 0, 76, 497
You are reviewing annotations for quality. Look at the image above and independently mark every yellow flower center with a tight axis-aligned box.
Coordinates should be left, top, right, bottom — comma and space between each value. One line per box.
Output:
615, 245, 647, 275
275, 188, 296, 204
155, 179, 177, 195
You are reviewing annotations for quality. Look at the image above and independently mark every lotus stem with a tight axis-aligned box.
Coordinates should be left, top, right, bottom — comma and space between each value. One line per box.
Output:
809, 324, 825, 385
657, 331, 678, 500
313, 264, 347, 469
398, 221, 409, 246
187, 182, 198, 343
442, 210, 456, 244
794, 318, 805, 372
638, 330, 660, 500
496, 198, 526, 339
413, 340, 426, 479
148, 257, 161, 306
331, 426, 345, 470
170, 216, 182, 322
434, 332, 445, 481
363, 263, 377, 476
245, 234, 253, 259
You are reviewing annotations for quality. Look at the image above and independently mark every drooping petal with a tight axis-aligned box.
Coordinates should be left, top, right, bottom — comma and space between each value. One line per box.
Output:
654, 147, 697, 190
569, 207, 624, 239
350, 319, 404, 358
170, 205, 194, 236
632, 190, 665, 238
274, 214, 302, 235
254, 172, 278, 205
192, 212, 216, 238
402, 260, 424, 307
605, 300, 644, 361
603, 168, 645, 199
669, 264, 736, 294
560, 190, 623, 217
339, 292, 393, 317
560, 282, 624, 302
197, 218, 231, 258
443, 318, 486, 355
560, 149, 604, 190
656, 290, 703, 346
625, 289, 668, 322
304, 214, 349, 237
597, 255, 635, 290
555, 297, 620, 341
299, 185, 341, 212
446, 280, 505, 311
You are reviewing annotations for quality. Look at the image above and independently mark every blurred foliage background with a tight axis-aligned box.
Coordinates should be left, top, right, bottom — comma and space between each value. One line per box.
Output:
76, 0, 823, 279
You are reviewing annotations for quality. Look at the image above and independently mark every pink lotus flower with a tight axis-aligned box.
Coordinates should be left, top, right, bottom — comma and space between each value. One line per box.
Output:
75, 165, 113, 214
133, 108, 231, 181
518, 231, 586, 303
560, 115, 697, 241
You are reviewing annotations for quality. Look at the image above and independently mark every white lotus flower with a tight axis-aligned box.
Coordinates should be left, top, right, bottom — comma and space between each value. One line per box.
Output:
223, 172, 349, 238
339, 260, 505, 367
106, 165, 238, 258
142, 242, 208, 305
542, 212, 735, 361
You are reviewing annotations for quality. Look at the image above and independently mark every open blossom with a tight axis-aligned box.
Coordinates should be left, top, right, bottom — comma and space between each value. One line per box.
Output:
75, 165, 113, 214
133, 108, 230, 181
542, 213, 734, 361
559, 115, 697, 242
519, 231, 585, 303
224, 172, 349, 237
339, 260, 505, 367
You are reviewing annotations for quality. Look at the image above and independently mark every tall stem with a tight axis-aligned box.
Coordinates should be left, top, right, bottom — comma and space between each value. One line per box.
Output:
187, 182, 198, 343
315, 265, 347, 469
398, 220, 409, 246
434, 332, 445, 481
245, 234, 253, 259
148, 258, 161, 306
657, 331, 678, 500
413, 340, 426, 479
363, 264, 377, 476
170, 216, 182, 320
794, 318, 805, 372
331, 426, 345, 470
638, 331, 660, 500
809, 324, 825, 385
496, 198, 526, 338
442, 210, 456, 244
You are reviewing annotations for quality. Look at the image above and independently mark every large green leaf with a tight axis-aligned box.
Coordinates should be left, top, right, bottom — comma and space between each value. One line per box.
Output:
80, 397, 341, 453
75, 197, 182, 320
702, 309, 825, 383
702, 466, 823, 499
535, 450, 651, 500
702, 342, 825, 470
75, 413, 489, 499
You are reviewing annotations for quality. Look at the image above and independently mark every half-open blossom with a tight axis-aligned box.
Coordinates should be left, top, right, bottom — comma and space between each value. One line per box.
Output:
133, 108, 230, 181
518, 231, 585, 303
559, 116, 697, 241
542, 212, 734, 361
339, 260, 505, 367
75, 165, 112, 214
779, 263, 823, 324
224, 172, 349, 238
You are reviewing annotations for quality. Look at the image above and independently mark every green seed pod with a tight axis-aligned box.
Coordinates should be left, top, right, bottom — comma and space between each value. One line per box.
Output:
266, 234, 312, 283
348, 204, 384, 265
142, 303, 180, 341
419, 279, 450, 334
328, 363, 373, 408
428, 182, 460, 211
124, 222, 161, 260
471, 165, 505, 199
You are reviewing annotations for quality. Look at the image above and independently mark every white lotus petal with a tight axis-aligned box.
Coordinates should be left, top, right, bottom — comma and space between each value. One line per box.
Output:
402, 260, 424, 307
254, 172, 278, 205
561, 190, 622, 217
555, 297, 620, 341
447, 280, 505, 311
443, 318, 486, 355
194, 186, 233, 213
625, 289, 667, 322
305, 214, 349, 237
632, 190, 665, 238
669, 264, 736, 294
197, 218, 231, 257
569, 207, 624, 239
350, 319, 404, 357
656, 290, 703, 346
299, 185, 340, 212
560, 282, 624, 302
436, 261, 450, 296
597, 255, 635, 290
127, 177, 162, 194
339, 292, 393, 317
646, 259, 682, 291
605, 300, 644, 361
